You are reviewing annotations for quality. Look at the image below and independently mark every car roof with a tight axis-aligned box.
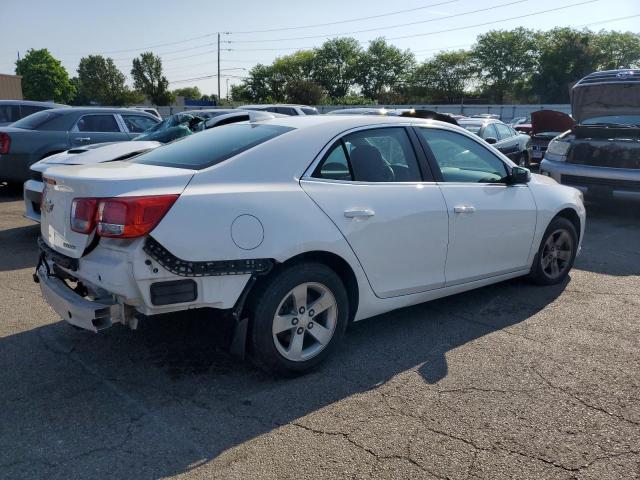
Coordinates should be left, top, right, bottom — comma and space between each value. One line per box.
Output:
254, 114, 457, 134
458, 118, 501, 125
239, 104, 312, 109
0, 99, 68, 108
58, 107, 159, 116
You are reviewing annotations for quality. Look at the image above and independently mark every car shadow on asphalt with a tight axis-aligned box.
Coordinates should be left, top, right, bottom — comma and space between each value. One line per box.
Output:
574, 200, 640, 277
0, 183, 23, 202
0, 273, 568, 479
0, 224, 40, 272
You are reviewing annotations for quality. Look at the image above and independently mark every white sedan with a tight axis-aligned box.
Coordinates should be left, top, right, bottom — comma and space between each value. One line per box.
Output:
35, 115, 585, 374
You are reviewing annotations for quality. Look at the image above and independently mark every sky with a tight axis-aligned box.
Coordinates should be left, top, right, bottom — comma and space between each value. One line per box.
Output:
1, 0, 639, 99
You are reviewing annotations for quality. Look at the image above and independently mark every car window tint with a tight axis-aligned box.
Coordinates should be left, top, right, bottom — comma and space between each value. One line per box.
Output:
122, 114, 158, 133
301, 107, 319, 115
19, 105, 47, 118
315, 143, 352, 181
418, 128, 508, 183
0, 105, 19, 123
276, 107, 297, 115
77, 115, 120, 132
483, 123, 498, 140
132, 123, 293, 170
314, 127, 421, 183
10, 110, 65, 130
495, 123, 512, 140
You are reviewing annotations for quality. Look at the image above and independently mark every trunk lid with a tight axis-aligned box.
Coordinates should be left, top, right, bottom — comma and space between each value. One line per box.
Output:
531, 110, 574, 136
41, 161, 196, 258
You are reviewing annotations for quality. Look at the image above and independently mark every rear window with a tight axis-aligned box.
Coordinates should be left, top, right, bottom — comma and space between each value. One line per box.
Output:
131, 123, 294, 170
11, 110, 66, 130
459, 123, 483, 134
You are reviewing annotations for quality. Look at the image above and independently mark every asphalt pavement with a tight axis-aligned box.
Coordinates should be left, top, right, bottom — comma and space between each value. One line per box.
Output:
0, 183, 638, 480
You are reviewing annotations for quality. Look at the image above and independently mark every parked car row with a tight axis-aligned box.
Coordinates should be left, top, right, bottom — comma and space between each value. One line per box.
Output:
9, 69, 640, 375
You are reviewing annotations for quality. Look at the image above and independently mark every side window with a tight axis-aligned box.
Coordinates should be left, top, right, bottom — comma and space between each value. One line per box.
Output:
265, 107, 278, 113
483, 123, 498, 140
0, 105, 20, 123
314, 127, 422, 183
316, 142, 352, 181
495, 123, 512, 140
19, 105, 47, 119
276, 107, 297, 115
76, 114, 120, 133
122, 115, 158, 133
417, 128, 509, 183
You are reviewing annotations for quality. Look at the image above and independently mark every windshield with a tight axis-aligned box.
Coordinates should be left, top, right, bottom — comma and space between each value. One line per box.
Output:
11, 110, 64, 130
582, 115, 640, 126
458, 123, 483, 134
131, 123, 294, 169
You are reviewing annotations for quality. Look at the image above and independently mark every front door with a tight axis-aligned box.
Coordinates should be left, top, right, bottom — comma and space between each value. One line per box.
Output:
415, 126, 537, 285
301, 126, 449, 298
68, 113, 129, 147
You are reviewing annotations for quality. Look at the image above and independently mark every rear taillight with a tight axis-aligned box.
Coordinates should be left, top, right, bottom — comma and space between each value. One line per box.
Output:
0, 133, 10, 154
70, 198, 98, 234
96, 195, 179, 238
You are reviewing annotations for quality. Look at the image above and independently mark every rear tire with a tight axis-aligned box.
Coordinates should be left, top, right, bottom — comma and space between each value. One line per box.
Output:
527, 217, 578, 285
248, 262, 349, 375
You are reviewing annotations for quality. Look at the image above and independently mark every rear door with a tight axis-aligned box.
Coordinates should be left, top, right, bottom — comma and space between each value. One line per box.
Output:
68, 113, 129, 147
301, 126, 449, 298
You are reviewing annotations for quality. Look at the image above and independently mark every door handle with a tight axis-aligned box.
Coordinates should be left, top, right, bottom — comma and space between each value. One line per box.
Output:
344, 209, 375, 219
453, 205, 476, 214
74, 137, 91, 142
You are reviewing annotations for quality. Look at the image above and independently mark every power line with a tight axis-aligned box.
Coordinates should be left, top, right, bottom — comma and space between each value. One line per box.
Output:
386, 0, 602, 40
229, 0, 463, 34
227, 0, 530, 44
580, 13, 640, 27
56, 0, 463, 57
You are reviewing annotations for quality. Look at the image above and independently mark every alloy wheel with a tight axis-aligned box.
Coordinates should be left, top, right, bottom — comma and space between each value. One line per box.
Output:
272, 282, 338, 362
541, 229, 573, 279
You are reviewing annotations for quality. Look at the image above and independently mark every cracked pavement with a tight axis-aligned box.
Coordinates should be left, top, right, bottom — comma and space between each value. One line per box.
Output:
0, 184, 638, 479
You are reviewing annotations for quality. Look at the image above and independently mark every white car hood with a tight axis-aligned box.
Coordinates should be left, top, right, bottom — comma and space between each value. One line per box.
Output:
31, 141, 162, 173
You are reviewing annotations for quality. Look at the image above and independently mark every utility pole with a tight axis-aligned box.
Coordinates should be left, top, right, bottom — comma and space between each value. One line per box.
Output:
226, 78, 229, 101
217, 33, 221, 105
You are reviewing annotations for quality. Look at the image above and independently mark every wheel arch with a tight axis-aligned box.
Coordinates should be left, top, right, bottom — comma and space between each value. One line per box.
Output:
249, 250, 360, 322
554, 207, 582, 241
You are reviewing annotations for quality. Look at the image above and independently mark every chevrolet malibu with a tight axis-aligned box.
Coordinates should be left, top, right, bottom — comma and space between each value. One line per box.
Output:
35, 116, 585, 374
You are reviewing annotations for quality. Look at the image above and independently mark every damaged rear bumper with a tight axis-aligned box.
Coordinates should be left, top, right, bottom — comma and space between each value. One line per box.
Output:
36, 265, 126, 332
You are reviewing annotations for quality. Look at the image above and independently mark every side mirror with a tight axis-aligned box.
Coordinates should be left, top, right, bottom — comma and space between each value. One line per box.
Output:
485, 137, 498, 144
509, 166, 531, 184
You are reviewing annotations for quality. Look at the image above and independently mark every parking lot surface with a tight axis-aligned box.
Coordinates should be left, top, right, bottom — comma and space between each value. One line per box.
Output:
0, 184, 638, 480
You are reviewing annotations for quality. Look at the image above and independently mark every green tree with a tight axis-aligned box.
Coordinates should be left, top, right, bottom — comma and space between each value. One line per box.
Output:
472, 28, 539, 103
172, 86, 202, 100
15, 48, 75, 103
76, 55, 129, 105
532, 28, 601, 103
244, 63, 278, 101
411, 50, 474, 103
131, 52, 174, 105
230, 84, 252, 102
594, 30, 640, 70
355, 38, 415, 101
285, 79, 325, 104
313, 38, 362, 98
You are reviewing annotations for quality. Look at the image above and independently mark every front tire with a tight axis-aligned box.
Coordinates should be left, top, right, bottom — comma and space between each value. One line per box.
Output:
248, 262, 349, 375
518, 151, 530, 167
528, 217, 578, 285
